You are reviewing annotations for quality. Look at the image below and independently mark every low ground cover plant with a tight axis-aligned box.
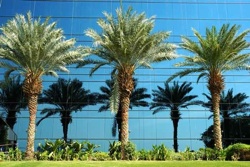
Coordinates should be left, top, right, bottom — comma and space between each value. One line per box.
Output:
0, 140, 250, 161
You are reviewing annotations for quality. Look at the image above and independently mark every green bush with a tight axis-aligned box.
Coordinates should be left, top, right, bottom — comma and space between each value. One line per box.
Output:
36, 139, 65, 160
82, 141, 100, 160
192, 149, 205, 160
196, 148, 226, 161
225, 143, 250, 161
91, 152, 111, 161
108, 141, 137, 160
36, 139, 100, 161
170, 152, 185, 161
108, 141, 121, 160
180, 147, 195, 160
137, 149, 152, 160
0, 148, 24, 161
150, 144, 171, 161
124, 141, 137, 160
0, 151, 6, 161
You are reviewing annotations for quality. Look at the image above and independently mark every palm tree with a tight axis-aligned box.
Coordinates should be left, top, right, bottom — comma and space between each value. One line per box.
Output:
37, 78, 99, 142
0, 76, 28, 129
77, 6, 176, 159
203, 89, 250, 147
150, 81, 200, 152
0, 12, 84, 159
78, 6, 176, 159
167, 24, 250, 150
98, 78, 151, 141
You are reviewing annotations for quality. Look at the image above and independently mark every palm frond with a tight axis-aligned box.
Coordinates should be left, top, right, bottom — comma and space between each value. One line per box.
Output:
98, 105, 110, 112
202, 88, 250, 118
39, 78, 98, 117
151, 106, 168, 114
167, 68, 203, 83
109, 75, 120, 113
82, 6, 176, 78
37, 108, 61, 126
89, 61, 109, 76
151, 81, 199, 115
76, 58, 101, 68
0, 12, 85, 79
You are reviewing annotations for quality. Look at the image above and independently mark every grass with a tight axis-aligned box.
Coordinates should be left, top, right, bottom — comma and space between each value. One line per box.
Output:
0, 161, 250, 167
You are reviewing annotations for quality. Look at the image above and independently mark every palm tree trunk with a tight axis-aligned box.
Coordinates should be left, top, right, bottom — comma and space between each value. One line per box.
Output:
6, 110, 17, 129
118, 68, 134, 160
23, 73, 42, 160
25, 94, 38, 160
171, 109, 180, 152
208, 72, 224, 150
120, 95, 130, 160
172, 118, 179, 152
211, 92, 222, 149
62, 123, 69, 142
61, 113, 71, 142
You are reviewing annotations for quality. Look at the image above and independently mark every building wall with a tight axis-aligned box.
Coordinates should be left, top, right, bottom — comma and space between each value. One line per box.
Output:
0, 0, 249, 151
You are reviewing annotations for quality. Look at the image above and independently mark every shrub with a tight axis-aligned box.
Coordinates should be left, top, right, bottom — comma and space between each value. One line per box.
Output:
36, 139, 100, 161
0, 151, 6, 161
137, 149, 151, 160
108, 141, 121, 160
124, 141, 137, 160
82, 141, 100, 160
170, 152, 185, 161
180, 147, 195, 160
150, 144, 171, 160
196, 148, 226, 160
36, 139, 65, 160
92, 152, 111, 161
4, 148, 23, 161
225, 143, 250, 161
108, 141, 137, 160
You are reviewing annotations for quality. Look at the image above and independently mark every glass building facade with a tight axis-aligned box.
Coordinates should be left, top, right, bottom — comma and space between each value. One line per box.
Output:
0, 0, 250, 151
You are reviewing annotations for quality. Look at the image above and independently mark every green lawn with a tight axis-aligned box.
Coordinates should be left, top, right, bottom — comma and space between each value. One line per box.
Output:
0, 161, 249, 167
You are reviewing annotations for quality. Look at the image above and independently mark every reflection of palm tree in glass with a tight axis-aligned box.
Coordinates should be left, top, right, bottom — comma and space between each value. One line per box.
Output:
150, 81, 200, 152
201, 115, 250, 148
0, 76, 28, 129
203, 89, 250, 147
167, 24, 250, 150
37, 78, 99, 142
98, 78, 150, 141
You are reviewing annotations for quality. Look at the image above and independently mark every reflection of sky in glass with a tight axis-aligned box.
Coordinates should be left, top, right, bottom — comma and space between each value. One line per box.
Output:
0, 0, 250, 151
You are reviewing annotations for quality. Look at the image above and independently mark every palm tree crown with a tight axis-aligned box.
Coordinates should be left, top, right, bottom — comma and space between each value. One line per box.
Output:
38, 78, 99, 142
0, 12, 83, 80
0, 12, 84, 159
169, 24, 250, 82
167, 24, 250, 150
150, 81, 200, 152
78, 6, 177, 159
